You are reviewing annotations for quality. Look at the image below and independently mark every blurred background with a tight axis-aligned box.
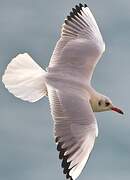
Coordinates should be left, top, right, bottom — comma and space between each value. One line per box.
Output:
0, 0, 130, 179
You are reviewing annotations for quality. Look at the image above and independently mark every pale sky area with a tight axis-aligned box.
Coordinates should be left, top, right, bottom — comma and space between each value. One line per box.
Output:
0, 0, 130, 180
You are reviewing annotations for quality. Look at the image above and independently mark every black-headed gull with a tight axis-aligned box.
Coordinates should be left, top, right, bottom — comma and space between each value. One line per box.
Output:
2, 3, 123, 180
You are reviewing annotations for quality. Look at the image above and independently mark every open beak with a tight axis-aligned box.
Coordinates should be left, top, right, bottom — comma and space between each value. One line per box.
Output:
111, 106, 124, 115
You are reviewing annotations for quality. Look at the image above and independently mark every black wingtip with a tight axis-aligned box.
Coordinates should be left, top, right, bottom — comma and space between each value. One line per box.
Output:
78, 3, 88, 8
72, 8, 80, 17
67, 15, 72, 21
70, 11, 75, 18
59, 148, 66, 159
72, 8, 77, 14
66, 172, 73, 179
62, 156, 71, 168
66, 3, 88, 23
79, 3, 84, 8
55, 137, 59, 143
75, 5, 82, 14
64, 19, 69, 25
57, 142, 62, 151
56, 138, 73, 180
84, 3, 88, 7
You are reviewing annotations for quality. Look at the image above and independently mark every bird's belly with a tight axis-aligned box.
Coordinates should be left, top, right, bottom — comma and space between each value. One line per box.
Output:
44, 71, 91, 98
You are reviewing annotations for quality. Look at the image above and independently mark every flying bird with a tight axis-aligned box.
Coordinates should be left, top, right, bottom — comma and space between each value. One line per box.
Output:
2, 3, 123, 180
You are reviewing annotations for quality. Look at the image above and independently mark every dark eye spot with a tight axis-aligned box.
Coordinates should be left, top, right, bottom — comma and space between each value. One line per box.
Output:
105, 101, 110, 106
98, 100, 102, 106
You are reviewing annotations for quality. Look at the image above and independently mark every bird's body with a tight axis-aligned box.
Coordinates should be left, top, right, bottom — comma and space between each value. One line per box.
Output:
2, 3, 123, 180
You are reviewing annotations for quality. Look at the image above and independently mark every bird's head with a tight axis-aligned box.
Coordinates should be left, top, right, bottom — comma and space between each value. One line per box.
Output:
90, 94, 124, 114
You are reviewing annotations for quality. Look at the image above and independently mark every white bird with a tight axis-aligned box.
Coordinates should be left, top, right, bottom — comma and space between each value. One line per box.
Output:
2, 3, 123, 180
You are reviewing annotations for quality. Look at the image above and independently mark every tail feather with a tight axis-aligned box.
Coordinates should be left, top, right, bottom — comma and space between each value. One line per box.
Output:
2, 53, 47, 102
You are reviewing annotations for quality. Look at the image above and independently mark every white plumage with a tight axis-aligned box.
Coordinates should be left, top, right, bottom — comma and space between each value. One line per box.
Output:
2, 53, 47, 102
2, 3, 123, 180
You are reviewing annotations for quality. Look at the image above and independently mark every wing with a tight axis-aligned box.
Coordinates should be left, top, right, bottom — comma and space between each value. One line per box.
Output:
48, 3, 105, 83
47, 85, 98, 180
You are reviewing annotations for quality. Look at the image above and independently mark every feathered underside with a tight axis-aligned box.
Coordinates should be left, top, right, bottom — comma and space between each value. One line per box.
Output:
46, 3, 102, 180
46, 85, 97, 180
48, 2, 105, 83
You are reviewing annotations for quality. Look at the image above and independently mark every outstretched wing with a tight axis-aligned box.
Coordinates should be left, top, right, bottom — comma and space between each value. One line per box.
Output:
47, 85, 98, 180
48, 3, 105, 83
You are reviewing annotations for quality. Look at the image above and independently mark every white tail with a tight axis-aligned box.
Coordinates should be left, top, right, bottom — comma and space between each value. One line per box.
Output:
2, 53, 47, 102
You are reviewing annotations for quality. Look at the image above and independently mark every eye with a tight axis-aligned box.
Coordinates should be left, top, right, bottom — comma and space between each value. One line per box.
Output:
105, 101, 110, 106
98, 100, 102, 106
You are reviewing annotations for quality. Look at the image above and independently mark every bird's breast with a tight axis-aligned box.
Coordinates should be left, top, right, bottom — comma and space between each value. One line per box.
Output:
45, 69, 91, 98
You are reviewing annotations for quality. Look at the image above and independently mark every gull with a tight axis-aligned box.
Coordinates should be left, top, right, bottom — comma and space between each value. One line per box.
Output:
2, 3, 123, 180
